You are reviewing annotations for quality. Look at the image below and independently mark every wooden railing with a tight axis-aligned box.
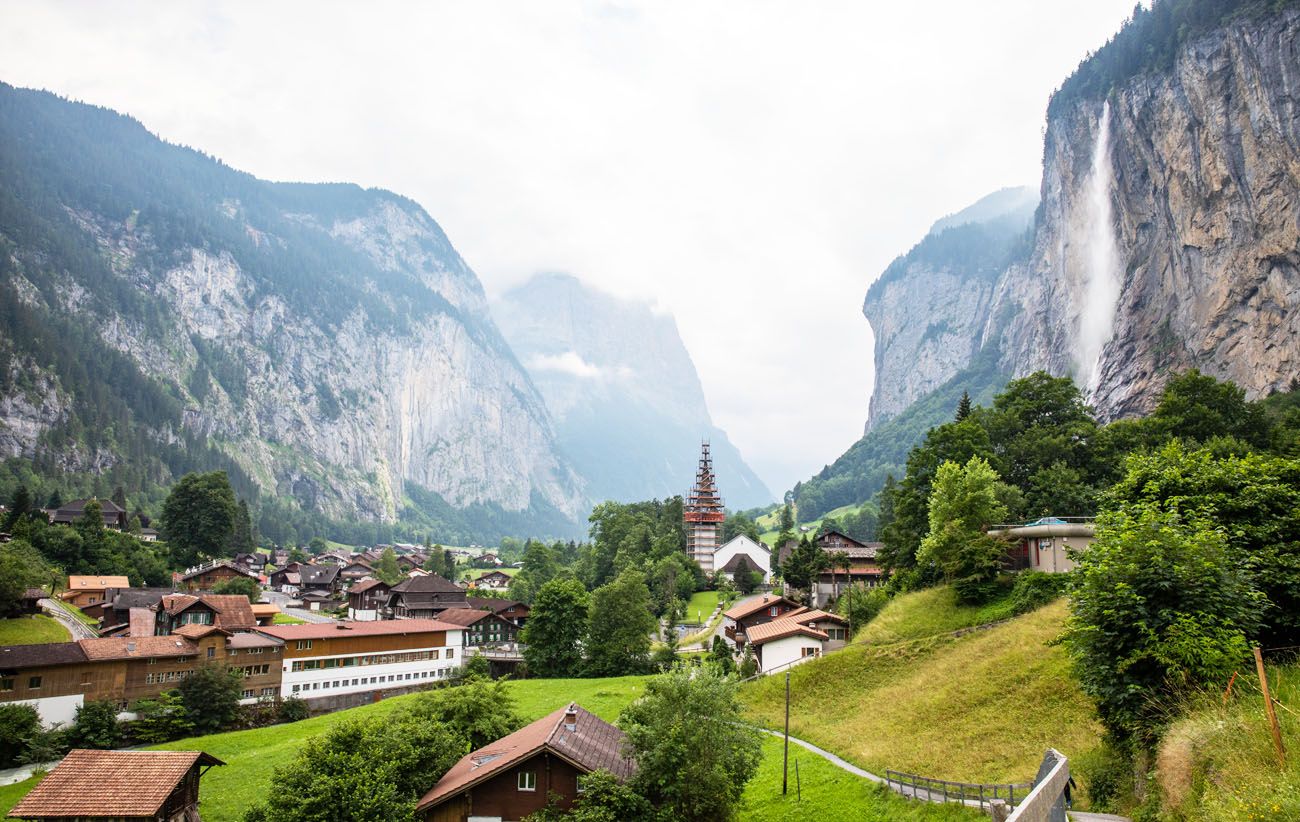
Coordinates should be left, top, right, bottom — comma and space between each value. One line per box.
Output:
885, 769, 1033, 811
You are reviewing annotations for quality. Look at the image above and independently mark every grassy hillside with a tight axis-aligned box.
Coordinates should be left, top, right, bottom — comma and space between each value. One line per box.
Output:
741, 593, 1101, 785
756, 502, 862, 546
1152, 661, 1300, 820
851, 585, 1015, 645
0, 615, 69, 645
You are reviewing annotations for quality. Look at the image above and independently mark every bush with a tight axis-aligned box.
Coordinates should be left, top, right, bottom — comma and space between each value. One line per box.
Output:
277, 696, 309, 723
1009, 571, 1069, 615
177, 664, 244, 735
1074, 743, 1131, 812
129, 691, 192, 743
0, 703, 42, 768
67, 700, 122, 749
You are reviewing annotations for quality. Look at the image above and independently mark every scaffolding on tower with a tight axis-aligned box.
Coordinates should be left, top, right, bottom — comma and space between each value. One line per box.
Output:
684, 441, 725, 570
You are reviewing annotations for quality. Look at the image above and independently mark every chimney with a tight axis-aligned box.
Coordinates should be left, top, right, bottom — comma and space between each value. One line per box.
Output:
564, 706, 578, 732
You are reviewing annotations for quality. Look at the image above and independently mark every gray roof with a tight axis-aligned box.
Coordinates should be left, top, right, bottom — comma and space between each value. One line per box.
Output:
0, 642, 89, 669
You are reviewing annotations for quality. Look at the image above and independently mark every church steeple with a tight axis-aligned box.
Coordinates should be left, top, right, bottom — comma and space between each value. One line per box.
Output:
684, 441, 725, 572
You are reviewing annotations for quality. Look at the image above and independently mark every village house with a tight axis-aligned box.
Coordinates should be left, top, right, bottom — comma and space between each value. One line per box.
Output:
177, 560, 259, 592
387, 574, 468, 619
94, 587, 172, 629
989, 517, 1096, 573
416, 703, 635, 822
712, 534, 772, 583
433, 608, 519, 648
722, 594, 802, 649
466, 597, 530, 628
255, 618, 463, 701
298, 564, 342, 598
47, 498, 129, 530
269, 566, 301, 594
60, 575, 131, 610
472, 570, 512, 591
745, 618, 829, 674
154, 594, 257, 635
339, 559, 374, 583
6, 749, 224, 822
138, 527, 160, 542
233, 552, 268, 575
250, 602, 280, 626
779, 531, 886, 606
346, 578, 392, 621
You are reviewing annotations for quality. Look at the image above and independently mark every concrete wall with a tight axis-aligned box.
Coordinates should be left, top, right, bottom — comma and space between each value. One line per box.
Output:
13, 693, 83, 727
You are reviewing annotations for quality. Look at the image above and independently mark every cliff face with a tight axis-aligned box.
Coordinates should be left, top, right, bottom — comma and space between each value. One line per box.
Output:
990, 9, 1300, 417
0, 85, 583, 531
493, 273, 773, 508
863, 188, 1035, 431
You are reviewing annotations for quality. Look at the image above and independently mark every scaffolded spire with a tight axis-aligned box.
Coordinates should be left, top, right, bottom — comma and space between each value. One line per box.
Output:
684, 440, 725, 572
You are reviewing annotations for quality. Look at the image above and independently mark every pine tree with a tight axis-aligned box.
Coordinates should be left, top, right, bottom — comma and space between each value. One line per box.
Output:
956, 390, 973, 421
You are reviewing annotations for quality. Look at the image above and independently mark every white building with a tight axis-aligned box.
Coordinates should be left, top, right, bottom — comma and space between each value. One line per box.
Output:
256, 619, 464, 700
746, 619, 828, 674
712, 535, 772, 583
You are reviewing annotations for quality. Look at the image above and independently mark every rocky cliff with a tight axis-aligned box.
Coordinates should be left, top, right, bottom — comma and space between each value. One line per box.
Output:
990, 7, 1300, 418
0, 84, 584, 538
493, 273, 773, 509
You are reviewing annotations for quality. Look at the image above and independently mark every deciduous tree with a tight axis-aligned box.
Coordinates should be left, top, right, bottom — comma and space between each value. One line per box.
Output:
162, 471, 238, 567
521, 578, 589, 677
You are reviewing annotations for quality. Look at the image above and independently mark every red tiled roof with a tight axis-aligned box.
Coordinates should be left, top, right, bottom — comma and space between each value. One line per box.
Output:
159, 594, 256, 631
745, 619, 829, 646
8, 749, 222, 817
254, 618, 460, 641
790, 609, 847, 626
78, 636, 197, 660
171, 624, 231, 640
416, 703, 633, 813
65, 575, 130, 592
723, 595, 797, 622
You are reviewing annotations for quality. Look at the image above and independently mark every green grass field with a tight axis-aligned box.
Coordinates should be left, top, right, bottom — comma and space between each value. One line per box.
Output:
685, 589, 723, 623
738, 737, 981, 821
851, 585, 1015, 646
0, 614, 70, 645
741, 593, 1101, 785
756, 502, 864, 546
270, 613, 306, 625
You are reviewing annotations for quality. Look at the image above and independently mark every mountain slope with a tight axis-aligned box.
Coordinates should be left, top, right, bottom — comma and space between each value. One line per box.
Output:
493, 273, 772, 509
0, 83, 583, 542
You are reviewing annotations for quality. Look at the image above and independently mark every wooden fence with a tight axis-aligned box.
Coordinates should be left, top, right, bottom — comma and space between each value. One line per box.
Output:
884, 769, 1034, 812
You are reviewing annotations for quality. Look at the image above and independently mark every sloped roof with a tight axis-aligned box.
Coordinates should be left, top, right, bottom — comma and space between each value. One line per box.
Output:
789, 609, 847, 626
178, 560, 258, 581
348, 578, 389, 594
8, 749, 222, 817
79, 636, 197, 660
466, 597, 526, 613
723, 595, 798, 622
433, 607, 501, 627
254, 618, 460, 642
0, 642, 88, 669
745, 619, 829, 646
416, 703, 633, 813
719, 553, 764, 574
170, 624, 231, 640
66, 575, 130, 592
158, 595, 256, 632
300, 565, 341, 585
391, 573, 462, 594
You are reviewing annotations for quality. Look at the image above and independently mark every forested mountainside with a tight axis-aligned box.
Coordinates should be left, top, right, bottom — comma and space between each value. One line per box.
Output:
794, 0, 1300, 521
493, 273, 772, 509
0, 83, 584, 544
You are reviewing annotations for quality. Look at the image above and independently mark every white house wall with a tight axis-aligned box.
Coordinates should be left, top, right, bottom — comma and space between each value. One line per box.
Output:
713, 535, 772, 582
280, 629, 464, 699
14, 693, 83, 727
758, 635, 822, 674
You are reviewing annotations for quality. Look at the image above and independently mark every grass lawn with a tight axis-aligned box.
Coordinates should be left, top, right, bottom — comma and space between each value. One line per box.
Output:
757, 502, 865, 546
270, 613, 306, 625
48, 599, 98, 627
0, 777, 44, 818
851, 585, 1015, 646
0, 614, 70, 645
39, 676, 647, 822
739, 737, 982, 821
741, 597, 1101, 785
685, 589, 723, 623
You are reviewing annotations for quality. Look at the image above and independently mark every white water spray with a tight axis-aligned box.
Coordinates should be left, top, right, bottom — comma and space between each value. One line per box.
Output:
1078, 101, 1121, 394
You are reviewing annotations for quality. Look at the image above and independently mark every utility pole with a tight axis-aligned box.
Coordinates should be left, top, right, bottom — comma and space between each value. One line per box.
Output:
1254, 647, 1286, 768
783, 671, 791, 794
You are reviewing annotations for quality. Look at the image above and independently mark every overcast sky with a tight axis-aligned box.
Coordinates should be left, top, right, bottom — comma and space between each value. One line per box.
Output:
0, 0, 1138, 496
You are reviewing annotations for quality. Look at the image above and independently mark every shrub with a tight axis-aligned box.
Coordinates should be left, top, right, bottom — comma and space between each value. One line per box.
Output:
277, 696, 309, 723
1009, 571, 1069, 615
0, 703, 42, 768
67, 700, 122, 749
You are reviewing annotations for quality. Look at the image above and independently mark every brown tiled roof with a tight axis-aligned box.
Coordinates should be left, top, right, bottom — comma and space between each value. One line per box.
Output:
348, 578, 388, 594
159, 594, 256, 631
790, 608, 847, 626
0, 642, 88, 669
719, 554, 764, 574
65, 575, 130, 592
171, 624, 231, 640
432, 608, 498, 628
249, 603, 280, 617
416, 703, 634, 813
745, 619, 829, 646
254, 618, 460, 642
8, 749, 222, 817
21, 588, 45, 600
79, 636, 197, 660
230, 632, 283, 650
723, 595, 798, 622
391, 573, 462, 594
178, 560, 257, 581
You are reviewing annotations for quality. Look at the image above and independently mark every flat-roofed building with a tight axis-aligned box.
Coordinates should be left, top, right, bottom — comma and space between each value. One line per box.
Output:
256, 618, 463, 701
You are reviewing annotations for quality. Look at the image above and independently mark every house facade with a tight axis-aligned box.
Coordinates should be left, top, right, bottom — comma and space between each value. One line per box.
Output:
466, 598, 530, 628
178, 560, 259, 592
256, 619, 464, 701
722, 594, 801, 649
387, 574, 468, 619
416, 703, 635, 822
989, 517, 1096, 574
346, 578, 392, 621
434, 608, 519, 647
712, 535, 772, 583
61, 575, 131, 610
473, 571, 512, 591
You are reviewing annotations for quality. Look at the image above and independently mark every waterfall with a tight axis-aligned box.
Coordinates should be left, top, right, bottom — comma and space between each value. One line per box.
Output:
1077, 101, 1121, 394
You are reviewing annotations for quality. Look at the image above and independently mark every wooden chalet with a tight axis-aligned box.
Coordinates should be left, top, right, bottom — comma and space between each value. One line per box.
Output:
95, 588, 172, 629
387, 574, 467, 619
722, 594, 802, 648
339, 560, 374, 582
60, 576, 130, 610
177, 560, 259, 592
346, 578, 392, 621
155, 594, 257, 635
416, 703, 635, 822
47, 499, 129, 531
7, 749, 223, 822
472, 570, 512, 591
298, 564, 342, 598
433, 608, 518, 647
466, 597, 530, 627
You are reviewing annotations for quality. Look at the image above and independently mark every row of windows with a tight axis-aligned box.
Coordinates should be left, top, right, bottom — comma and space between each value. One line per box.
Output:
289, 667, 452, 693
241, 687, 279, 698
229, 647, 275, 656
144, 670, 192, 685
515, 773, 589, 793
242, 665, 271, 677
289, 648, 454, 672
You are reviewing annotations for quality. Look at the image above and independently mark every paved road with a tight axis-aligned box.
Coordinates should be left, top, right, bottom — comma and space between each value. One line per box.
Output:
261, 590, 338, 624
40, 598, 97, 639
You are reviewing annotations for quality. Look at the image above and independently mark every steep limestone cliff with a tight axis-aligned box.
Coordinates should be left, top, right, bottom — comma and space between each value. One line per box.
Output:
0, 84, 583, 535
990, 8, 1300, 417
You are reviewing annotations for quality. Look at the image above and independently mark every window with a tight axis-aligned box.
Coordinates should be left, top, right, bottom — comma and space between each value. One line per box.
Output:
1, 677, 14, 692
770, 606, 780, 617
296, 640, 313, 650
261, 687, 277, 696
27, 676, 41, 689
242, 689, 255, 699
147, 657, 158, 665
446, 648, 454, 659
577, 775, 589, 794
517, 772, 536, 792
292, 685, 301, 693
207, 647, 216, 659
430, 649, 440, 659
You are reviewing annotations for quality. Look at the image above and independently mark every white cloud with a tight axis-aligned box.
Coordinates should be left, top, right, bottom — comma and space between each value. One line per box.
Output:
527, 351, 602, 379
0, 0, 1139, 493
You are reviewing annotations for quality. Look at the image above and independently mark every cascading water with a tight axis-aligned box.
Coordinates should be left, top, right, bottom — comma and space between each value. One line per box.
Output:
1077, 101, 1121, 395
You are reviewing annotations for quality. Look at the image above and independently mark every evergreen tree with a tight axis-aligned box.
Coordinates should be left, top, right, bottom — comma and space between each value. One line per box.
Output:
2, 486, 32, 531
956, 390, 973, 421
228, 499, 256, 555
375, 547, 402, 585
